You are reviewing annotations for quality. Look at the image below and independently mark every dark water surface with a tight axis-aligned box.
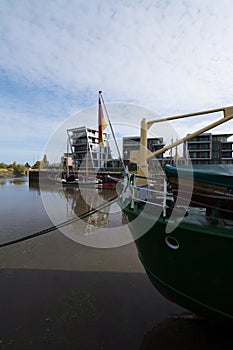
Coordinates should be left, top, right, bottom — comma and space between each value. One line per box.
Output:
0, 178, 232, 349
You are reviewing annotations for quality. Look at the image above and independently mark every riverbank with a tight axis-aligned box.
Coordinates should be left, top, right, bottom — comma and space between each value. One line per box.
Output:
0, 168, 26, 178
0, 168, 14, 178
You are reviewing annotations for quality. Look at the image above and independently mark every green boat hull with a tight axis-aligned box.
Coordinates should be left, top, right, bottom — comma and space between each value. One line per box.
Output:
123, 202, 233, 321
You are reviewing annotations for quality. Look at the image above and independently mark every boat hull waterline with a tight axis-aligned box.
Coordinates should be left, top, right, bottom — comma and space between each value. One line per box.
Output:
61, 180, 102, 188
121, 201, 233, 321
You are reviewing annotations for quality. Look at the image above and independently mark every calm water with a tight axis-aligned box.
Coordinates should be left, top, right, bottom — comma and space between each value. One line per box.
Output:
0, 177, 123, 246
0, 177, 53, 244
3, 176, 123, 247
0, 177, 232, 349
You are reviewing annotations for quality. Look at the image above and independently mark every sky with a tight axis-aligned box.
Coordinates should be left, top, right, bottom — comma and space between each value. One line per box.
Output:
1, 0, 233, 165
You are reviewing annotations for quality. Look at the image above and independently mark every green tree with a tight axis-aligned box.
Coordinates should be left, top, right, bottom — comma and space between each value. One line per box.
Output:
7, 161, 17, 170
32, 161, 41, 169
24, 162, 31, 168
0, 162, 7, 169
13, 164, 25, 175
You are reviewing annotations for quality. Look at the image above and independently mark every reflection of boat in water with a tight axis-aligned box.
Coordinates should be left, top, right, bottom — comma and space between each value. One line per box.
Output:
61, 186, 117, 236
165, 164, 233, 218
119, 105, 233, 322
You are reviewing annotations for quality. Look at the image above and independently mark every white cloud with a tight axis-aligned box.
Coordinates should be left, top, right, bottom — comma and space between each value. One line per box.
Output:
1, 0, 233, 162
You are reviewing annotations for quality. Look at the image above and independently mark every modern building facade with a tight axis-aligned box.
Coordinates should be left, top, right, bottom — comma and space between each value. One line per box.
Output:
122, 136, 165, 167
67, 126, 112, 169
184, 133, 233, 164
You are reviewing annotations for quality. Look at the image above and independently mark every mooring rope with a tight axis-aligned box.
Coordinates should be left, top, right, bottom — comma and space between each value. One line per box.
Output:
0, 195, 118, 249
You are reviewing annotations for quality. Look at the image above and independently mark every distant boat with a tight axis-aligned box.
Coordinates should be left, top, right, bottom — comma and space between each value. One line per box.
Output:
118, 104, 233, 321
98, 174, 123, 189
64, 91, 125, 189
61, 174, 102, 189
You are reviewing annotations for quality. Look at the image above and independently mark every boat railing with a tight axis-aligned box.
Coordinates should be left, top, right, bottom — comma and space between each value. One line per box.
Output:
129, 173, 168, 217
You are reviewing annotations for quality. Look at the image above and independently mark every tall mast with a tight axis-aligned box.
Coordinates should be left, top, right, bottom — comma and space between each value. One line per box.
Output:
86, 140, 88, 180
66, 138, 69, 178
99, 91, 126, 171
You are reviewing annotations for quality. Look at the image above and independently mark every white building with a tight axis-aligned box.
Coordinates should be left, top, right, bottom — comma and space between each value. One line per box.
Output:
67, 126, 112, 169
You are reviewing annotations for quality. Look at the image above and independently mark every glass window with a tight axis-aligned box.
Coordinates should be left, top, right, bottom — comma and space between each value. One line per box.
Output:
200, 143, 210, 150
212, 143, 220, 150
222, 152, 232, 158
212, 152, 219, 159
199, 152, 209, 158
222, 144, 232, 150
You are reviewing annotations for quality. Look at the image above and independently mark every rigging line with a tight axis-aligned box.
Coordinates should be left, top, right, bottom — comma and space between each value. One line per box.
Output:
0, 195, 118, 249
99, 92, 126, 171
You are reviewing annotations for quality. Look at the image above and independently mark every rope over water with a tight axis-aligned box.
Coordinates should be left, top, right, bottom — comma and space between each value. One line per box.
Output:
0, 195, 118, 249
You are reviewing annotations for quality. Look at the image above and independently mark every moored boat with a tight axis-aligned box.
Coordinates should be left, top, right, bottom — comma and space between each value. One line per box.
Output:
99, 174, 123, 189
118, 104, 233, 321
61, 174, 102, 188
120, 172, 233, 321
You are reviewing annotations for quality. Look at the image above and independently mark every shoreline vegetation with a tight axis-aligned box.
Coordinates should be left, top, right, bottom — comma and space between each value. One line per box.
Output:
0, 155, 49, 178
0, 162, 29, 178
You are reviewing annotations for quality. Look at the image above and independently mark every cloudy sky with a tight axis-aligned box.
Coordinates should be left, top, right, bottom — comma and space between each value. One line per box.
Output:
1, 0, 233, 164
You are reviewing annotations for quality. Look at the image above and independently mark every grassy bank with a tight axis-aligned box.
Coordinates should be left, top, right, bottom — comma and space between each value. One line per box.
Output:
0, 168, 26, 178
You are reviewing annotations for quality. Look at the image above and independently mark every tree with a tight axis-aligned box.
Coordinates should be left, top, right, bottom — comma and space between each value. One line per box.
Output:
13, 164, 25, 175
24, 162, 31, 168
32, 161, 41, 169
0, 162, 7, 169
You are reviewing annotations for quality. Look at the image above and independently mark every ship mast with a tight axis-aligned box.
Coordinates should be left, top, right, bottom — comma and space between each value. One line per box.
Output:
66, 138, 69, 178
99, 91, 126, 171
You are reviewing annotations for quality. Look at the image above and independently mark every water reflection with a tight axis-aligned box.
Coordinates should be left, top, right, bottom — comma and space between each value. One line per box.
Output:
63, 186, 117, 215
0, 177, 51, 244
9, 178, 27, 185
56, 186, 125, 235
0, 178, 27, 186
29, 181, 117, 220
29, 180, 131, 248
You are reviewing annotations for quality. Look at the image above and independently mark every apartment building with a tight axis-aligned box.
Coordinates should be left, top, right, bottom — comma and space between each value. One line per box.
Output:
184, 133, 233, 164
122, 136, 165, 168
67, 126, 112, 169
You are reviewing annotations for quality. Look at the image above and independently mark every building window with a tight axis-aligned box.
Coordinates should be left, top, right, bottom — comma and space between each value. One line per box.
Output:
222, 152, 232, 158
199, 152, 209, 158
190, 152, 197, 158
212, 152, 220, 159
212, 143, 220, 151
222, 144, 232, 150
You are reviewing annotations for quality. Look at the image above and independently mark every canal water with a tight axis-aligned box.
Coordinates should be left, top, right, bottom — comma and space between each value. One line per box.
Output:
0, 177, 232, 349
